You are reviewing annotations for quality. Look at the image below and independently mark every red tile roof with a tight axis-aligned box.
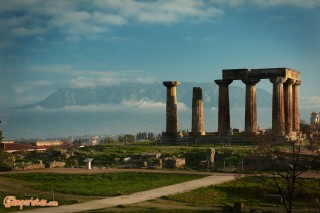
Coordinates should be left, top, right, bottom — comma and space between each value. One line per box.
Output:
1, 141, 73, 153
1, 143, 37, 152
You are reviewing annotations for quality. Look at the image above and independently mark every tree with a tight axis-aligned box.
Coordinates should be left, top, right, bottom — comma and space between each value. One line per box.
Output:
102, 137, 114, 144
256, 133, 320, 213
119, 134, 135, 143
300, 120, 312, 134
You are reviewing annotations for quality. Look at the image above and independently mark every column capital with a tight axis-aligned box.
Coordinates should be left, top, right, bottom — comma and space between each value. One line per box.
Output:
284, 78, 295, 85
242, 78, 260, 85
214, 79, 233, 86
270, 77, 287, 84
163, 81, 181, 87
294, 79, 302, 86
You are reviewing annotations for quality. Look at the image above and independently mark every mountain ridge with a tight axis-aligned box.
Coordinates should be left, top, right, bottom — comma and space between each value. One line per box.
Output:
20, 82, 272, 109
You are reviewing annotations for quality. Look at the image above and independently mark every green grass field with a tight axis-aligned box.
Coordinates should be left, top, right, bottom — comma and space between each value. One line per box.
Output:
1, 172, 319, 212
75, 144, 255, 170
168, 176, 320, 210
0, 172, 205, 212
1, 172, 204, 196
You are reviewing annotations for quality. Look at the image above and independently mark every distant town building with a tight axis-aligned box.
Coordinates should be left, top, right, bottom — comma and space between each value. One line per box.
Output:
310, 112, 320, 125
0, 142, 44, 153
35, 141, 64, 146
90, 136, 99, 146
0, 141, 72, 153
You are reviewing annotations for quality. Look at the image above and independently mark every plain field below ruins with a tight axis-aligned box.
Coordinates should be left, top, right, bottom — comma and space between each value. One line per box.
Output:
0, 169, 319, 213
1, 141, 320, 213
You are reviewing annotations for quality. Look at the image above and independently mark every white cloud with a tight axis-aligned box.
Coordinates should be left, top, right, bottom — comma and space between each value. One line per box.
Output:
36, 36, 46, 43
252, 0, 320, 9
0, 0, 224, 43
62, 105, 121, 112
98, 77, 123, 85
201, 37, 214, 43
1, 0, 317, 44
28, 64, 75, 73
184, 36, 194, 41
121, 99, 166, 110
136, 76, 159, 84
27, 64, 159, 87
204, 94, 211, 102
70, 77, 96, 88
211, 0, 320, 8
32, 104, 123, 112
65, 35, 81, 42
301, 96, 320, 106
0, 40, 18, 49
12, 80, 52, 94
11, 26, 47, 37
92, 12, 127, 26
133, 0, 223, 24
178, 103, 189, 111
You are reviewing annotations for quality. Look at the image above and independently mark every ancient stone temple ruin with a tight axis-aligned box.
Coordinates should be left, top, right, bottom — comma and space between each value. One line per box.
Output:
162, 68, 301, 142
215, 68, 301, 136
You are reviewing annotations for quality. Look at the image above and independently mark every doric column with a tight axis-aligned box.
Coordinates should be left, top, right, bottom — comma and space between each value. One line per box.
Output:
214, 79, 233, 136
163, 81, 181, 139
292, 80, 301, 132
191, 87, 205, 135
284, 79, 295, 134
242, 78, 260, 134
270, 77, 287, 135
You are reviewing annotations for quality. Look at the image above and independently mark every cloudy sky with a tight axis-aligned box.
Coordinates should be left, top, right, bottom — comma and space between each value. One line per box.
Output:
1, 0, 320, 109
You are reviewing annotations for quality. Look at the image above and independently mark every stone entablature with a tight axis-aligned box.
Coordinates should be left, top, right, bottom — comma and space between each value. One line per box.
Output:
222, 68, 300, 80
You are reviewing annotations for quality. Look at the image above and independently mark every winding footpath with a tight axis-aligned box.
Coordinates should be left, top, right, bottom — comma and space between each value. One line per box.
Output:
16, 173, 235, 213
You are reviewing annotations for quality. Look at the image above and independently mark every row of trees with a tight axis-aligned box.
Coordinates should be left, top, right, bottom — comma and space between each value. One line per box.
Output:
136, 132, 158, 141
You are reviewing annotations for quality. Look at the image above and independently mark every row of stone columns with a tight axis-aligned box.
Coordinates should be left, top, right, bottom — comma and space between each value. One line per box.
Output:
214, 77, 301, 136
163, 77, 301, 139
271, 78, 301, 135
162, 82, 205, 140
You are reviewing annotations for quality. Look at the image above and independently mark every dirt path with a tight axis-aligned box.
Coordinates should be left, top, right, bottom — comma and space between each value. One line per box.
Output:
16, 174, 235, 213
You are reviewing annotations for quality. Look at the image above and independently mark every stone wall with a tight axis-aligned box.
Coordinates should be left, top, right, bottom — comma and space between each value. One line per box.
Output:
163, 157, 185, 169
14, 162, 45, 170
48, 161, 65, 168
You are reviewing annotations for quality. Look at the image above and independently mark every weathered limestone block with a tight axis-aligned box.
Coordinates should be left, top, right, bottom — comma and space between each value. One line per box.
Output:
163, 157, 185, 169
206, 148, 215, 171
293, 80, 301, 132
214, 79, 233, 136
49, 161, 65, 168
242, 78, 260, 134
270, 77, 287, 135
163, 81, 182, 141
192, 87, 205, 135
284, 79, 295, 134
